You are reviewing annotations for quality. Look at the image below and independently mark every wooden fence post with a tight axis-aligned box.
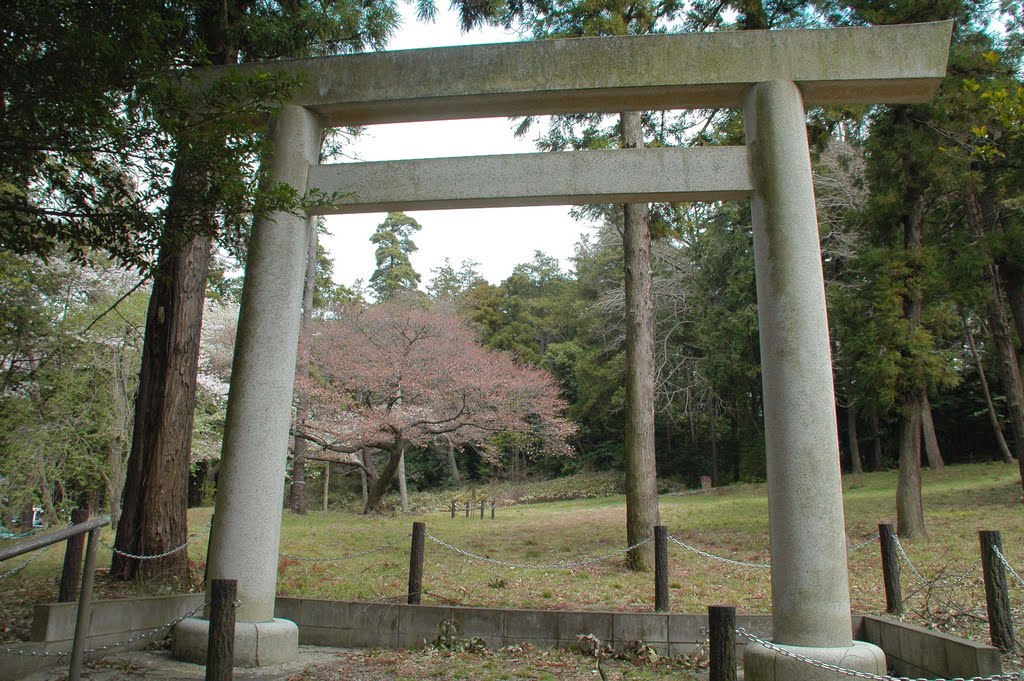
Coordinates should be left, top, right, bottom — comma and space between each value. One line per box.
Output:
480, 500, 485, 520
980, 530, 1016, 653
465, 502, 470, 518
58, 508, 89, 602
450, 500, 456, 518
491, 502, 495, 519
708, 605, 737, 681
879, 523, 902, 615
205, 579, 238, 681
654, 526, 669, 612
408, 522, 426, 605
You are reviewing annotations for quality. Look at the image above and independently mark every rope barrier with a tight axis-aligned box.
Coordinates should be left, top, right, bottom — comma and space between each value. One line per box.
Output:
736, 628, 1024, 681
99, 523, 211, 561
0, 601, 212, 658
426, 533, 653, 570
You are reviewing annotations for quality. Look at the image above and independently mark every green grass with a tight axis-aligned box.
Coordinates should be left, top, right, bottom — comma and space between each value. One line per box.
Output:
2, 461, 1023, 671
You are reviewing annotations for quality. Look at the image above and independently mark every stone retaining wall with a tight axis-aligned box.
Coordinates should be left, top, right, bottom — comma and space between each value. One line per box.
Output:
2, 595, 1002, 681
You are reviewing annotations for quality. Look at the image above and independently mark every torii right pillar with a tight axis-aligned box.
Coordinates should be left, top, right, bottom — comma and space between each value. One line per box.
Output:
743, 79, 886, 680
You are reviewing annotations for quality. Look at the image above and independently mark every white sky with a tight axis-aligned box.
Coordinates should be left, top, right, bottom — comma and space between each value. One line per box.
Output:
321, 6, 597, 293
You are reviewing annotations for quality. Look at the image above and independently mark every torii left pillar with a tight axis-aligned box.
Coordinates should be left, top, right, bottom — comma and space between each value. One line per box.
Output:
174, 105, 320, 666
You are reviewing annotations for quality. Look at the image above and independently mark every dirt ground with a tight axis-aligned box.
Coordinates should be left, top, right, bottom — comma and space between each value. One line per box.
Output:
13, 645, 713, 681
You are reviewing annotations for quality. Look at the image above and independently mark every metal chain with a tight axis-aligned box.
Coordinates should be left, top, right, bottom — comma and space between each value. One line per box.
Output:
848, 535, 879, 555
893, 536, 980, 590
280, 534, 410, 562
426, 533, 653, 570
994, 545, 1024, 589
0, 601, 211, 658
668, 535, 770, 569
736, 627, 1024, 681
0, 543, 53, 580
100, 523, 211, 561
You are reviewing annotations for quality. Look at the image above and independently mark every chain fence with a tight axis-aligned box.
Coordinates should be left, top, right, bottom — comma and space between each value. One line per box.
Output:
893, 536, 981, 590
848, 534, 879, 555
0, 601, 210, 658
994, 546, 1024, 590
737, 627, 1024, 681
0, 543, 54, 580
99, 523, 211, 561
668, 535, 771, 569
426, 533, 653, 570
280, 534, 411, 562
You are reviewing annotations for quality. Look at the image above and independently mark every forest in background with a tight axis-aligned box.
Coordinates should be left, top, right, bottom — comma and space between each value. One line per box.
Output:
2, 0, 1024, 577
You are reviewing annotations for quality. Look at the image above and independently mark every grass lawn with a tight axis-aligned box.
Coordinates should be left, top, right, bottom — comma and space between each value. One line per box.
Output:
2, 460, 1023, 675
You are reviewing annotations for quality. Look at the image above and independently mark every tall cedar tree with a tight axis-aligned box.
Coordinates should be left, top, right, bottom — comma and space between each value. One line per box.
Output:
113, 0, 402, 582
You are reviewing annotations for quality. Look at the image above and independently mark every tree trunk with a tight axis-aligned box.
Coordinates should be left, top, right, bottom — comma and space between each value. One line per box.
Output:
847, 403, 864, 474
446, 436, 461, 483
289, 216, 318, 516
963, 313, 1015, 463
397, 447, 410, 514
621, 110, 660, 572
920, 394, 945, 472
710, 405, 720, 487
869, 410, 883, 472
896, 392, 926, 538
110, 0, 239, 584
322, 462, 330, 512
364, 445, 403, 514
896, 166, 927, 538
112, 173, 211, 582
966, 176, 1024, 499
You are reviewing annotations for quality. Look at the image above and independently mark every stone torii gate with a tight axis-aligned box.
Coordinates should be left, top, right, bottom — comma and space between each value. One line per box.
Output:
174, 22, 952, 679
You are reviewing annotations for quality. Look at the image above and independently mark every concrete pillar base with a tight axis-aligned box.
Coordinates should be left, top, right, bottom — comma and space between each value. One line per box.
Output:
172, 617, 298, 667
744, 639, 886, 681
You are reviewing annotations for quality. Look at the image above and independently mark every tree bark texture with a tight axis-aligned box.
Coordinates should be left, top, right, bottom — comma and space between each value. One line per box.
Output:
869, 410, 883, 472
364, 445, 403, 513
963, 314, 1015, 463
847, 403, 864, 474
920, 394, 945, 472
289, 217, 318, 515
112, 160, 212, 582
897, 394, 926, 538
446, 436, 461, 483
397, 447, 410, 514
112, 4, 238, 582
621, 110, 660, 571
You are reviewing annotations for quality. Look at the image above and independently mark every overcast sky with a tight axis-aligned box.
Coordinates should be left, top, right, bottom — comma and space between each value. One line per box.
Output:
320, 5, 597, 294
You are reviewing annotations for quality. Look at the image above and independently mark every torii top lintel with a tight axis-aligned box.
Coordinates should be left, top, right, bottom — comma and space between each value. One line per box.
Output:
220, 21, 952, 127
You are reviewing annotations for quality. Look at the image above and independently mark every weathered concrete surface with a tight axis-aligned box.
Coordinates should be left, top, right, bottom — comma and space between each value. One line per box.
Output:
744, 641, 887, 681
173, 617, 299, 667
210, 22, 950, 125
859, 615, 1003, 678
743, 79, 884, 677
308, 147, 751, 214
172, 104, 320, 666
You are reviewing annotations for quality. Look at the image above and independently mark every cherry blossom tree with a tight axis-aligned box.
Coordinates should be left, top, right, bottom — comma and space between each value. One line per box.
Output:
298, 298, 575, 512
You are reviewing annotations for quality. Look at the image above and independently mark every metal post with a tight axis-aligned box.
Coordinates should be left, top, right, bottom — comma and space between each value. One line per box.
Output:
654, 526, 669, 612
879, 524, 902, 615
67, 527, 100, 680
408, 522, 426, 605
